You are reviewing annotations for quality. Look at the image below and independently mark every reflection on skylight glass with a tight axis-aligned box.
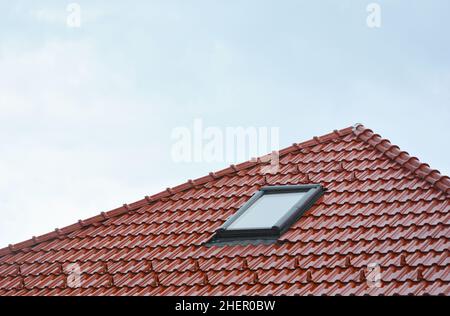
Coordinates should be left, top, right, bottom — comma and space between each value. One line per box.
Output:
227, 191, 307, 229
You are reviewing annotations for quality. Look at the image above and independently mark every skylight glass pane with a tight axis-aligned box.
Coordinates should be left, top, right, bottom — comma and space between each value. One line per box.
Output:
227, 191, 307, 230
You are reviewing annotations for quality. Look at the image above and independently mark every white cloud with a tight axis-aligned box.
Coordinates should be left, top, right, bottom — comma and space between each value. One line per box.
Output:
0, 39, 143, 120
0, 40, 166, 245
29, 4, 107, 26
0, 40, 95, 116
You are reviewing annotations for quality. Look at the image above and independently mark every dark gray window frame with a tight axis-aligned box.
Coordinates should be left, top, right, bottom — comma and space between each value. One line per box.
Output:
210, 184, 324, 244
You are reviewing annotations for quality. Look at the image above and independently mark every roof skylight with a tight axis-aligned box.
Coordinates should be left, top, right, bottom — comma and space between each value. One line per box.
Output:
209, 184, 324, 245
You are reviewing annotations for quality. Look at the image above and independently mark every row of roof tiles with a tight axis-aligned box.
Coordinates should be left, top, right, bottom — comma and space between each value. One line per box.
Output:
2, 249, 448, 278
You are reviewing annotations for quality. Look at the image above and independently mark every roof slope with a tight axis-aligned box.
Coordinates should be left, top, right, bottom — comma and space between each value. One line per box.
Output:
0, 124, 449, 295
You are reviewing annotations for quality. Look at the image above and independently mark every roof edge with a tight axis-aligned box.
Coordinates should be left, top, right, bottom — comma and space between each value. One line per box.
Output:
0, 126, 355, 258
353, 124, 450, 195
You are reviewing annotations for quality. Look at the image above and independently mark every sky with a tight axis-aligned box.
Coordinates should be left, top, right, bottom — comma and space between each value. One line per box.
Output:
0, 0, 449, 246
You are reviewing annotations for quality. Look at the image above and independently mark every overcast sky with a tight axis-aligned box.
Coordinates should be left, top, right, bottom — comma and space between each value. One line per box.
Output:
0, 0, 449, 246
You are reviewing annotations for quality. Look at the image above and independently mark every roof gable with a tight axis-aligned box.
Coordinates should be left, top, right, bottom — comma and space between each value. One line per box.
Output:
0, 124, 448, 295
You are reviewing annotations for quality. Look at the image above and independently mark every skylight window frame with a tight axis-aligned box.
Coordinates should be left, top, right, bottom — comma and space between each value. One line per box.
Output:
212, 184, 324, 243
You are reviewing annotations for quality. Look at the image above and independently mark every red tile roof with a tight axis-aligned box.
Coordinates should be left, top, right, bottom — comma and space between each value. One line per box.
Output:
0, 124, 449, 295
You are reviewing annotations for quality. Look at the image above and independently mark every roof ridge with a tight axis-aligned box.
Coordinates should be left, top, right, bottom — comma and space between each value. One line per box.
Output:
3, 123, 448, 259
353, 124, 450, 195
